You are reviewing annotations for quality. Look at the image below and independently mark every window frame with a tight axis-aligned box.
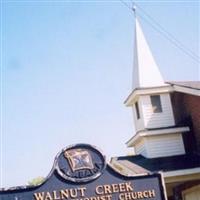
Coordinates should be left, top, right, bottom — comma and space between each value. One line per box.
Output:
150, 95, 162, 113
135, 101, 140, 119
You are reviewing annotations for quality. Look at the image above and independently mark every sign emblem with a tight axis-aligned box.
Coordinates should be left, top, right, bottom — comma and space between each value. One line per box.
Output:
56, 144, 106, 182
64, 149, 94, 172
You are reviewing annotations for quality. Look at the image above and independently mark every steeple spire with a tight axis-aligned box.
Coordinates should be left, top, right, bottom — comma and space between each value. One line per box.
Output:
124, 7, 188, 160
132, 16, 166, 89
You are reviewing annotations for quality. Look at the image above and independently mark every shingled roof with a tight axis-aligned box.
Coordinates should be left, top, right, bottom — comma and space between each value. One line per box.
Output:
167, 81, 200, 90
116, 154, 200, 174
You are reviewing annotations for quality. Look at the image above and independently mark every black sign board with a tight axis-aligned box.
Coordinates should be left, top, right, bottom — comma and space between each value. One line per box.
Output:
0, 144, 166, 200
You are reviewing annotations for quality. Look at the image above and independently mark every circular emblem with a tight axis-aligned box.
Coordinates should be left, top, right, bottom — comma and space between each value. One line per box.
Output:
55, 144, 106, 182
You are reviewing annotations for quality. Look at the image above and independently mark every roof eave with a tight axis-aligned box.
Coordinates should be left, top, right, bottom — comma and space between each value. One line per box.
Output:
126, 126, 190, 147
124, 85, 174, 106
163, 167, 200, 183
172, 85, 200, 96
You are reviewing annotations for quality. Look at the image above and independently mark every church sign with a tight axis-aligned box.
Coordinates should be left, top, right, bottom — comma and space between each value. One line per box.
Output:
0, 144, 166, 200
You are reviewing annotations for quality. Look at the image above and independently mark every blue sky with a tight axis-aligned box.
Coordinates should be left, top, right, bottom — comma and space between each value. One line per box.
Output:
1, 1, 199, 187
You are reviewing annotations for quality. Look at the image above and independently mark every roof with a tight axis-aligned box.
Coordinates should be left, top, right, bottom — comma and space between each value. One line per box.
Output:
167, 81, 200, 96
124, 81, 200, 106
116, 154, 200, 174
168, 81, 200, 90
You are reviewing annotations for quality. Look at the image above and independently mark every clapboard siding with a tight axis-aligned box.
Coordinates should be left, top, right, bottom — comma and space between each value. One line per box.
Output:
141, 94, 175, 129
145, 134, 185, 158
135, 139, 147, 157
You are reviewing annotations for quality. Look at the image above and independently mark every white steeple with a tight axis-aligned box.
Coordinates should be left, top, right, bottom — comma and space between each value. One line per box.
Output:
133, 17, 166, 89
125, 14, 189, 159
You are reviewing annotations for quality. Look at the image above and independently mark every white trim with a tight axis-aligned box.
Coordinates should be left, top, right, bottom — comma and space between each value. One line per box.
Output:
125, 86, 174, 106
110, 159, 148, 177
164, 167, 200, 184
125, 84, 200, 107
163, 167, 200, 178
173, 85, 200, 96
127, 126, 190, 147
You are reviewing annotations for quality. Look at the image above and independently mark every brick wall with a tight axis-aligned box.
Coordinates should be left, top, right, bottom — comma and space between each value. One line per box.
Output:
171, 92, 200, 154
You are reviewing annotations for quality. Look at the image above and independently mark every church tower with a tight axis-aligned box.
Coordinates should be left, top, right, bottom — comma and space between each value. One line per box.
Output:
125, 16, 189, 158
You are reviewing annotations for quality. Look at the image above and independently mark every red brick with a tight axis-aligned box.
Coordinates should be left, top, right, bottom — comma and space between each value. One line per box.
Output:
171, 92, 200, 153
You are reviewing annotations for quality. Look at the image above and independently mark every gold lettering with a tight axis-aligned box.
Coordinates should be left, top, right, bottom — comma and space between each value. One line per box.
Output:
96, 185, 104, 195
69, 189, 77, 198
105, 195, 112, 200
45, 192, 53, 200
53, 190, 60, 200
103, 185, 112, 194
79, 187, 86, 197
90, 197, 97, 200
112, 184, 119, 193
33, 183, 156, 200
98, 196, 104, 200
96, 182, 135, 195
125, 182, 133, 192
131, 192, 137, 199
124, 192, 132, 200
143, 191, 149, 198
137, 191, 143, 199
119, 193, 124, 200
119, 183, 126, 192
34, 192, 45, 200
148, 190, 156, 198
60, 189, 69, 199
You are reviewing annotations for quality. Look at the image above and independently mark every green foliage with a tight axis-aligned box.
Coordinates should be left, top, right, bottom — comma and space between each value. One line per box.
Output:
28, 176, 44, 186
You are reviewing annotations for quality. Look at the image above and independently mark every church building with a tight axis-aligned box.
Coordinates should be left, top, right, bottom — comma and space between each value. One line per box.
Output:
111, 16, 200, 200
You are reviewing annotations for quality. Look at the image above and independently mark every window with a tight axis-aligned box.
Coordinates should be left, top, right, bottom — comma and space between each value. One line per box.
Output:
135, 101, 140, 119
150, 95, 162, 113
182, 185, 200, 200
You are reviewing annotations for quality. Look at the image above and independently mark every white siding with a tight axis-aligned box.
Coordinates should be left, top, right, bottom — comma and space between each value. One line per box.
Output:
141, 94, 175, 129
145, 134, 185, 158
135, 138, 147, 157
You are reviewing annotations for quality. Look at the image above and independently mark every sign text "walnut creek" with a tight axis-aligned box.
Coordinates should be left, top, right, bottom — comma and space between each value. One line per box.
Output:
34, 181, 156, 200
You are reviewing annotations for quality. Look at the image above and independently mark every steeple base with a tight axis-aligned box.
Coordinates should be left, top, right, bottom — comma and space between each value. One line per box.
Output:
127, 127, 189, 158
